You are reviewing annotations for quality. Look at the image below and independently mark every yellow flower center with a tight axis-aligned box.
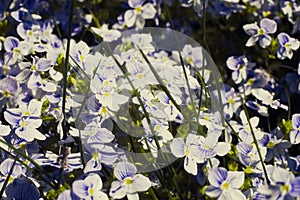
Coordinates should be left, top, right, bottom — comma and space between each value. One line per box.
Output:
31, 65, 37, 71
267, 141, 275, 149
2, 90, 10, 98
79, 54, 85, 62
281, 185, 290, 193
136, 73, 143, 79
285, 43, 291, 48
23, 111, 30, 116
221, 181, 229, 190
13, 48, 20, 54
258, 29, 265, 35
20, 121, 26, 127
135, 6, 142, 14
103, 92, 110, 97
88, 187, 94, 196
92, 152, 99, 159
185, 148, 189, 156
228, 98, 234, 105
125, 178, 133, 185
103, 80, 110, 86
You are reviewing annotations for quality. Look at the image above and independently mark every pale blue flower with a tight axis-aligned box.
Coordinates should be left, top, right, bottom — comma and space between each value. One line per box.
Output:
91, 24, 121, 42
170, 134, 203, 175
226, 55, 255, 84
4, 36, 31, 65
243, 18, 277, 48
277, 32, 300, 59
290, 113, 300, 144
124, 0, 156, 29
109, 161, 152, 200
206, 167, 246, 200
0, 158, 24, 189
72, 173, 108, 200
4, 100, 46, 142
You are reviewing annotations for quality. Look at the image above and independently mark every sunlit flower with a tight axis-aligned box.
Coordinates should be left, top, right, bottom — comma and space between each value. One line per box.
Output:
72, 173, 108, 200
206, 167, 246, 200
243, 18, 277, 48
109, 161, 152, 200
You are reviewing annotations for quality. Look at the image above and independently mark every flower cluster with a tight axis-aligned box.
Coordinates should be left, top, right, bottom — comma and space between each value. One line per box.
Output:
0, 1, 299, 200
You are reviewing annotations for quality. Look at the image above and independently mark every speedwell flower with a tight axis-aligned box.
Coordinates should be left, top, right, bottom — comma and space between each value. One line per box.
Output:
243, 18, 277, 48
109, 161, 152, 200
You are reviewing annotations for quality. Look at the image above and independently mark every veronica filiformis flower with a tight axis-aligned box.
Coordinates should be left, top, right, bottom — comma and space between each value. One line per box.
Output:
243, 18, 277, 48
206, 167, 246, 200
124, 0, 156, 29
72, 173, 108, 200
109, 161, 152, 200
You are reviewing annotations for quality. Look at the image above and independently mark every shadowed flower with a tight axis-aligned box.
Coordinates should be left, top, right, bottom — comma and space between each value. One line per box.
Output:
277, 32, 300, 59
243, 18, 277, 48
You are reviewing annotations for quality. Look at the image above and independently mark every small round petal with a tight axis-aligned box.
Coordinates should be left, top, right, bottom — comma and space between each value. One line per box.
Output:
219, 189, 246, 200
170, 138, 186, 158
208, 167, 228, 187
141, 3, 156, 19
259, 34, 272, 48
205, 185, 221, 198
292, 114, 300, 129
227, 171, 244, 188
290, 130, 300, 144
4, 36, 19, 52
132, 174, 152, 192
109, 181, 127, 199
184, 156, 198, 175
277, 32, 290, 46
114, 162, 137, 181
0, 124, 10, 136
124, 10, 137, 27
245, 36, 259, 47
243, 23, 259, 36
128, 0, 145, 8
290, 177, 300, 197
72, 180, 89, 199
260, 18, 277, 34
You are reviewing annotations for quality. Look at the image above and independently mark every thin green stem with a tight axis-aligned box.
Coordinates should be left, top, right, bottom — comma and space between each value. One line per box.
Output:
241, 99, 270, 185
61, 0, 75, 139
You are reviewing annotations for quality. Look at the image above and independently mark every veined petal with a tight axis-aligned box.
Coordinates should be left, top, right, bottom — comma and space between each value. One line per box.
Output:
243, 23, 259, 36
4, 36, 19, 52
109, 181, 127, 199
214, 142, 230, 156
36, 58, 52, 71
132, 174, 152, 192
114, 162, 137, 181
184, 156, 197, 175
141, 3, 156, 19
205, 185, 221, 198
124, 10, 137, 27
170, 138, 186, 158
259, 34, 272, 48
292, 114, 300, 129
72, 180, 89, 199
208, 167, 228, 187
290, 130, 300, 144
128, 0, 145, 8
227, 171, 244, 188
4, 110, 20, 126
260, 18, 277, 34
